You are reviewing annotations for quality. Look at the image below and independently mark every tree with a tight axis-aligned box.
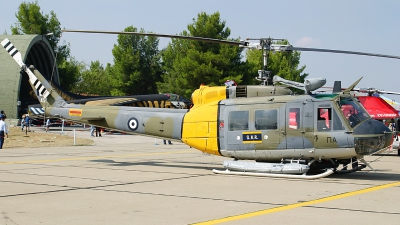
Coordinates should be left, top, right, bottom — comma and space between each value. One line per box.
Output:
73, 61, 110, 96
157, 12, 246, 98
109, 26, 162, 96
11, 1, 79, 91
245, 40, 308, 90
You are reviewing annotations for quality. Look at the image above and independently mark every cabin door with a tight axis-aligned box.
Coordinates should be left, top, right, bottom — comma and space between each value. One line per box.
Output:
314, 104, 352, 149
285, 102, 314, 149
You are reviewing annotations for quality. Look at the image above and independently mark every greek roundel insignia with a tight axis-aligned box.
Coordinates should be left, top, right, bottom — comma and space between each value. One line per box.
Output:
127, 117, 139, 131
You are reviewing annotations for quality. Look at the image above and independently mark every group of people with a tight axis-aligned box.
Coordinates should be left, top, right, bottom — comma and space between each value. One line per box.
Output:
90, 125, 102, 137
163, 139, 173, 145
21, 114, 31, 132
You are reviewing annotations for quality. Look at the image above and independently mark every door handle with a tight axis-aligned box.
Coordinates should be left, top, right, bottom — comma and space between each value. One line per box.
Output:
281, 131, 286, 135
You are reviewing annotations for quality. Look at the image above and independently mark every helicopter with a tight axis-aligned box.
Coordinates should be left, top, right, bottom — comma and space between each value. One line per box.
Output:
2, 31, 398, 179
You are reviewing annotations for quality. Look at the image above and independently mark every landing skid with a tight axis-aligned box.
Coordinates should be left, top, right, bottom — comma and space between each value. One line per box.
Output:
212, 168, 334, 179
334, 164, 366, 174
334, 157, 366, 174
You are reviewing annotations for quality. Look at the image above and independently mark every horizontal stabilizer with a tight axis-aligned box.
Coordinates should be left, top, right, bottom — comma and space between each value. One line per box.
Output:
29, 107, 45, 116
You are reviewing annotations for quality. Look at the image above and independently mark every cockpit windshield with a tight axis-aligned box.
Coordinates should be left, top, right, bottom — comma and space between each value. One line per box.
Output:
338, 96, 370, 127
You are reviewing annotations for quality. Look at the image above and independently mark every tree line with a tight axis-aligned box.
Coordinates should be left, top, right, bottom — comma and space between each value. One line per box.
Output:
7, 1, 308, 99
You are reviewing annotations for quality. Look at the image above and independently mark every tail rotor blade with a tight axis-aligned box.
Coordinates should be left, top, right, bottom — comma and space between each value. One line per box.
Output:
1, 38, 50, 99
1, 38, 24, 66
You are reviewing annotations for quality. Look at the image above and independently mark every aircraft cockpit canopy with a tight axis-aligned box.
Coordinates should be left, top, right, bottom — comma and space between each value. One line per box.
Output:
338, 96, 370, 127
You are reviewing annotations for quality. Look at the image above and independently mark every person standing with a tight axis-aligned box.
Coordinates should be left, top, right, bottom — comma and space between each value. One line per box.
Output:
46, 118, 50, 132
1, 110, 6, 119
21, 114, 26, 131
90, 125, 95, 137
24, 114, 31, 132
0, 114, 8, 149
96, 127, 102, 137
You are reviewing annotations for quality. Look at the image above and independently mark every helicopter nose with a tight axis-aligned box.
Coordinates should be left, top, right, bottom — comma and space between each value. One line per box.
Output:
353, 119, 392, 155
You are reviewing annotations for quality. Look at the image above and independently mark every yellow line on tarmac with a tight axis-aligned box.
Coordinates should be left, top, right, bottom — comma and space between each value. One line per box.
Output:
193, 181, 400, 225
0, 150, 194, 165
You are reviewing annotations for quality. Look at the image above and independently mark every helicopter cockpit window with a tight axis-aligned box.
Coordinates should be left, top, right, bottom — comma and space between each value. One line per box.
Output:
317, 108, 331, 131
288, 108, 300, 130
255, 109, 278, 130
229, 111, 249, 131
338, 97, 370, 128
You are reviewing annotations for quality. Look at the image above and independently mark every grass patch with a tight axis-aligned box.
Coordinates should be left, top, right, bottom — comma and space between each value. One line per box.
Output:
3, 127, 94, 148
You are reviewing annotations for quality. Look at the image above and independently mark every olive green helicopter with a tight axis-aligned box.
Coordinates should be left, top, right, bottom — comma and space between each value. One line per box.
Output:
2, 30, 400, 179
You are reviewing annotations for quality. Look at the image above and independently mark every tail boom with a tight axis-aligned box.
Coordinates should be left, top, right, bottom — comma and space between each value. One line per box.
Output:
47, 104, 186, 140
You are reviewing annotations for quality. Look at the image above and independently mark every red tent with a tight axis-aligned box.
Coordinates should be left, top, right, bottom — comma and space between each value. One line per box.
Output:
357, 96, 400, 120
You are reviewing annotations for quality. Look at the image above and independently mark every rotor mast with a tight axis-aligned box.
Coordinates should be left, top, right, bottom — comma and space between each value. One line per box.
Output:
245, 37, 286, 86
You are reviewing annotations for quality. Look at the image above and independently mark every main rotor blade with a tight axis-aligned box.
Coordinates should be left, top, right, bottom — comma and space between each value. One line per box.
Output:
378, 90, 400, 95
287, 46, 400, 60
61, 29, 244, 46
62, 29, 400, 59
356, 88, 400, 95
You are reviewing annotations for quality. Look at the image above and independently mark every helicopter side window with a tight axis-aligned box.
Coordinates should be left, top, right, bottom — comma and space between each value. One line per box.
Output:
331, 109, 344, 130
317, 108, 331, 131
255, 109, 277, 130
288, 108, 300, 130
229, 111, 249, 131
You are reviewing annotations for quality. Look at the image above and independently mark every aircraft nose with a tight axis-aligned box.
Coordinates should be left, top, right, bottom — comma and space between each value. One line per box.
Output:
353, 119, 392, 155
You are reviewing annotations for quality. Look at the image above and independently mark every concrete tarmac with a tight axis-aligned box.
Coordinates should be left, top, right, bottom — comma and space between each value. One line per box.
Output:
1, 126, 400, 225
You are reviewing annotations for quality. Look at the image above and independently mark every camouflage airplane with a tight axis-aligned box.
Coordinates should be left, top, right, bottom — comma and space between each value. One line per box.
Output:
2, 36, 397, 179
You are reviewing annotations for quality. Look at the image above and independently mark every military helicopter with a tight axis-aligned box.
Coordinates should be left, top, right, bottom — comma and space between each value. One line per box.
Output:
2, 31, 398, 179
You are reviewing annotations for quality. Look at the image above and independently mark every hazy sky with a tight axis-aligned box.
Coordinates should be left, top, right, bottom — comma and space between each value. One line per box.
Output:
2, 0, 400, 102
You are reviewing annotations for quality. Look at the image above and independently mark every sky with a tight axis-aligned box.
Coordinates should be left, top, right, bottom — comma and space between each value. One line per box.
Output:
2, 0, 400, 103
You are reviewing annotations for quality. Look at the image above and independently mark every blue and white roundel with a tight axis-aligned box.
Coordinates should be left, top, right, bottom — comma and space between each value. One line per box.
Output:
127, 117, 139, 131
